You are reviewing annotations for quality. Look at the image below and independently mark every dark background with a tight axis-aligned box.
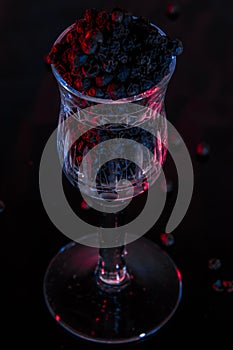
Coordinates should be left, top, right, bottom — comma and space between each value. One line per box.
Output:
1, 0, 233, 348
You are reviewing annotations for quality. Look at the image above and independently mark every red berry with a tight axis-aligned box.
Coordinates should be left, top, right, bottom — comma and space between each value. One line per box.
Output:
111, 8, 124, 23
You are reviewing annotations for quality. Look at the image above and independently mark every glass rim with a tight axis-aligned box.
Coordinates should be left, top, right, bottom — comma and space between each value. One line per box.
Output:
51, 20, 176, 104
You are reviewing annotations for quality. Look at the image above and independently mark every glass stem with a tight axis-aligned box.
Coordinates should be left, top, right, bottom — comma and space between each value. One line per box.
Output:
96, 212, 129, 289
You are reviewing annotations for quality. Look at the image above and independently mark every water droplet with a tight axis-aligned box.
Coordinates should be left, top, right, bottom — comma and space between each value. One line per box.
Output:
208, 258, 222, 270
160, 232, 175, 246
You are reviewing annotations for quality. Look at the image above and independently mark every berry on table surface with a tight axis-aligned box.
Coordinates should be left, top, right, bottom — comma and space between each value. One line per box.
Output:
196, 142, 211, 160
166, 4, 181, 20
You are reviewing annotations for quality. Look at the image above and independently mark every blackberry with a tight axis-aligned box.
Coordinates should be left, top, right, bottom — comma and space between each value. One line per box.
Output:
117, 52, 128, 64
81, 37, 97, 55
74, 77, 91, 91
75, 19, 88, 34
131, 23, 148, 42
95, 88, 105, 98
62, 72, 73, 86
62, 48, 77, 65
123, 13, 132, 26
160, 65, 170, 77
111, 8, 124, 23
106, 83, 117, 99
162, 53, 173, 68
146, 30, 160, 47
46, 43, 64, 64
144, 50, 158, 68
157, 53, 170, 66
156, 55, 165, 66
109, 40, 121, 55
169, 39, 183, 56
91, 30, 104, 44
149, 48, 160, 61
95, 10, 109, 29
130, 66, 146, 79
140, 79, 154, 91
107, 83, 126, 99
82, 60, 100, 78
127, 83, 141, 96
102, 58, 118, 73
153, 71, 163, 85
135, 16, 150, 26
97, 52, 108, 64
80, 30, 100, 55
87, 87, 97, 96
157, 35, 169, 50
55, 63, 67, 76
146, 63, 157, 74
98, 44, 109, 55
121, 37, 135, 52
84, 8, 97, 24
112, 23, 129, 39
117, 65, 130, 82
64, 30, 77, 45
73, 53, 88, 67
135, 54, 151, 66
116, 84, 127, 99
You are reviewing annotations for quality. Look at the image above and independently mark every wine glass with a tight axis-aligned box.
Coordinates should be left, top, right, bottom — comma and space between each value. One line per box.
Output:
41, 23, 182, 344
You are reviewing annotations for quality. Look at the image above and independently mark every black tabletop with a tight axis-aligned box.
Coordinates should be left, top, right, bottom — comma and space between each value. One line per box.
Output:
1, 0, 233, 348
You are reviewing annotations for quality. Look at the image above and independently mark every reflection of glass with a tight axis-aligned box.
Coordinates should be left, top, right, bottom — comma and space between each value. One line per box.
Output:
43, 23, 182, 344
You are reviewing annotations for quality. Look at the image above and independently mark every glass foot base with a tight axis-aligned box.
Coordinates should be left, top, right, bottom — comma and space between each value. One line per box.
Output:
43, 237, 182, 344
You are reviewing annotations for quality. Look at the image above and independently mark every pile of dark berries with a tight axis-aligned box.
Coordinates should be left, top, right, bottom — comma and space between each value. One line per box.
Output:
46, 7, 183, 99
